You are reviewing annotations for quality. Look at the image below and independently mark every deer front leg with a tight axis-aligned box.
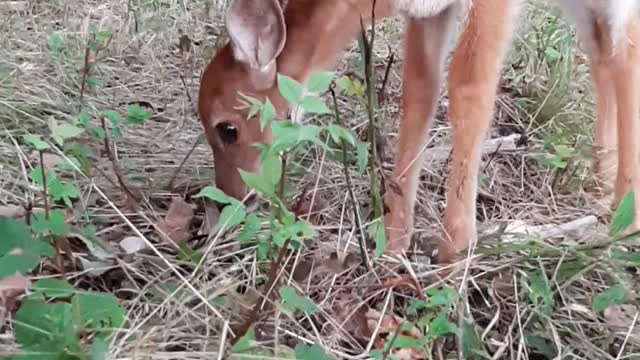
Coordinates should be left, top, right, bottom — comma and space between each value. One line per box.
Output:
383, 6, 459, 252
438, 0, 520, 263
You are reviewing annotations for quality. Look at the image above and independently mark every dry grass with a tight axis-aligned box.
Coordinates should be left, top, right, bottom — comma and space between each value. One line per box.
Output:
1, 0, 639, 359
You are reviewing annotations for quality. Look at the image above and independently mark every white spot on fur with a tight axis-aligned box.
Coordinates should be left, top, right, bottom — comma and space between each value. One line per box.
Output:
393, 0, 462, 17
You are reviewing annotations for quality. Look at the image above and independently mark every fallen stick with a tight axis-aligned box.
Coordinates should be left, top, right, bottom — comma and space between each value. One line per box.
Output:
423, 133, 522, 163
483, 215, 600, 242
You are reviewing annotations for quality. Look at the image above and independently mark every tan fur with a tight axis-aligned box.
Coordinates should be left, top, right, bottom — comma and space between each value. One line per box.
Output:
198, 0, 640, 264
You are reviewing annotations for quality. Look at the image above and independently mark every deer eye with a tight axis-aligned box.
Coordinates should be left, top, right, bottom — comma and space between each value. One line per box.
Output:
216, 122, 238, 145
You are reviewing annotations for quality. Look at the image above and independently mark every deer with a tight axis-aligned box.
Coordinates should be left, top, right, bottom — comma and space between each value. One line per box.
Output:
197, 0, 640, 264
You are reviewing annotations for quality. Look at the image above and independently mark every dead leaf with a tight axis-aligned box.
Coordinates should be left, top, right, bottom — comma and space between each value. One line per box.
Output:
491, 268, 515, 299
0, 1, 28, 13
296, 193, 329, 219
77, 257, 112, 277
605, 305, 640, 336
198, 198, 220, 236
179, 34, 191, 55
334, 300, 371, 340
0, 205, 26, 219
157, 197, 194, 244
119, 236, 147, 254
365, 308, 426, 359
29, 151, 62, 169
0, 274, 32, 324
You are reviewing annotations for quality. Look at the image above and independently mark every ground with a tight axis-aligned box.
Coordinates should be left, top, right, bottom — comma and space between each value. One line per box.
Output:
1, 0, 639, 359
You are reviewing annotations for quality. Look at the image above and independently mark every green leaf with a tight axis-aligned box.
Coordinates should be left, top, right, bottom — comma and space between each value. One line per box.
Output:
429, 312, 458, 338
262, 151, 282, 189
86, 76, 98, 90
90, 337, 109, 360
610, 190, 635, 236
73, 291, 124, 334
273, 219, 314, 248
279, 287, 318, 315
525, 333, 556, 358
48, 118, 84, 146
259, 97, 276, 130
425, 286, 458, 308
299, 96, 330, 114
126, 104, 151, 125
237, 214, 261, 243
462, 320, 489, 359
371, 221, 386, 257
389, 334, 427, 349
63, 142, 92, 174
327, 124, 356, 146
593, 284, 629, 312
177, 241, 204, 264
239, 170, 275, 197
610, 249, 640, 264
49, 32, 63, 51
231, 327, 256, 354
294, 343, 332, 360
544, 47, 561, 61
406, 299, 425, 316
277, 74, 302, 105
0, 217, 55, 277
78, 111, 91, 125
31, 210, 68, 237
14, 296, 77, 351
103, 110, 122, 140
22, 135, 50, 151
270, 121, 324, 153
306, 71, 334, 93
194, 186, 238, 205
33, 279, 74, 299
218, 204, 247, 233
526, 270, 553, 316
356, 141, 368, 175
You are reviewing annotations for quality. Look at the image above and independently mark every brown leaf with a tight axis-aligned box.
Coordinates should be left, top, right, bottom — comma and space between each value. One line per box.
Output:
365, 308, 426, 359
605, 305, 640, 337
491, 268, 515, 299
29, 151, 63, 169
179, 34, 191, 55
157, 197, 194, 244
0, 205, 26, 219
296, 193, 329, 218
198, 198, 220, 236
0, 274, 32, 324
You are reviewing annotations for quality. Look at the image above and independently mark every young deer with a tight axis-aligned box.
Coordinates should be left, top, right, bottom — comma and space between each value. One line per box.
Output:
197, 0, 640, 263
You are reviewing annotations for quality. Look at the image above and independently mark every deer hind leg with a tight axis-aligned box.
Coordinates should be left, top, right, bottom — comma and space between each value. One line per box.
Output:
383, 5, 460, 252
437, 0, 521, 263
569, 6, 640, 227
609, 18, 640, 225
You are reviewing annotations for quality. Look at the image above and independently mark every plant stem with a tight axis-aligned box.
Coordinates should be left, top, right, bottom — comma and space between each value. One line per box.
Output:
38, 150, 49, 221
228, 238, 291, 349
39, 150, 66, 278
99, 116, 139, 203
330, 85, 371, 271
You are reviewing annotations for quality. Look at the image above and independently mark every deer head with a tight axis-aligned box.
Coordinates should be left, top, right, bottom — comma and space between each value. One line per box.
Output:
197, 0, 288, 207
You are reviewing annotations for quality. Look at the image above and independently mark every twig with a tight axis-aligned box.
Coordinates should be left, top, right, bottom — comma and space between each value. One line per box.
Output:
330, 85, 371, 271
38, 150, 49, 220
99, 116, 139, 202
166, 134, 202, 190
381, 319, 404, 360
38, 150, 66, 278
229, 238, 291, 348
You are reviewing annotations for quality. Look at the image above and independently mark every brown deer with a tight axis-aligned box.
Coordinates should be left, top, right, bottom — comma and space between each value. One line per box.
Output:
197, 0, 640, 263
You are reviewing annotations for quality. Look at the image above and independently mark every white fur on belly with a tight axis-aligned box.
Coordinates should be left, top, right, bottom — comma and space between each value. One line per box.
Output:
393, 0, 462, 17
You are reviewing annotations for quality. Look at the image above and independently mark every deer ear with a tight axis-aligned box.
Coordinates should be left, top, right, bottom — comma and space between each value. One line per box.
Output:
225, 0, 287, 89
